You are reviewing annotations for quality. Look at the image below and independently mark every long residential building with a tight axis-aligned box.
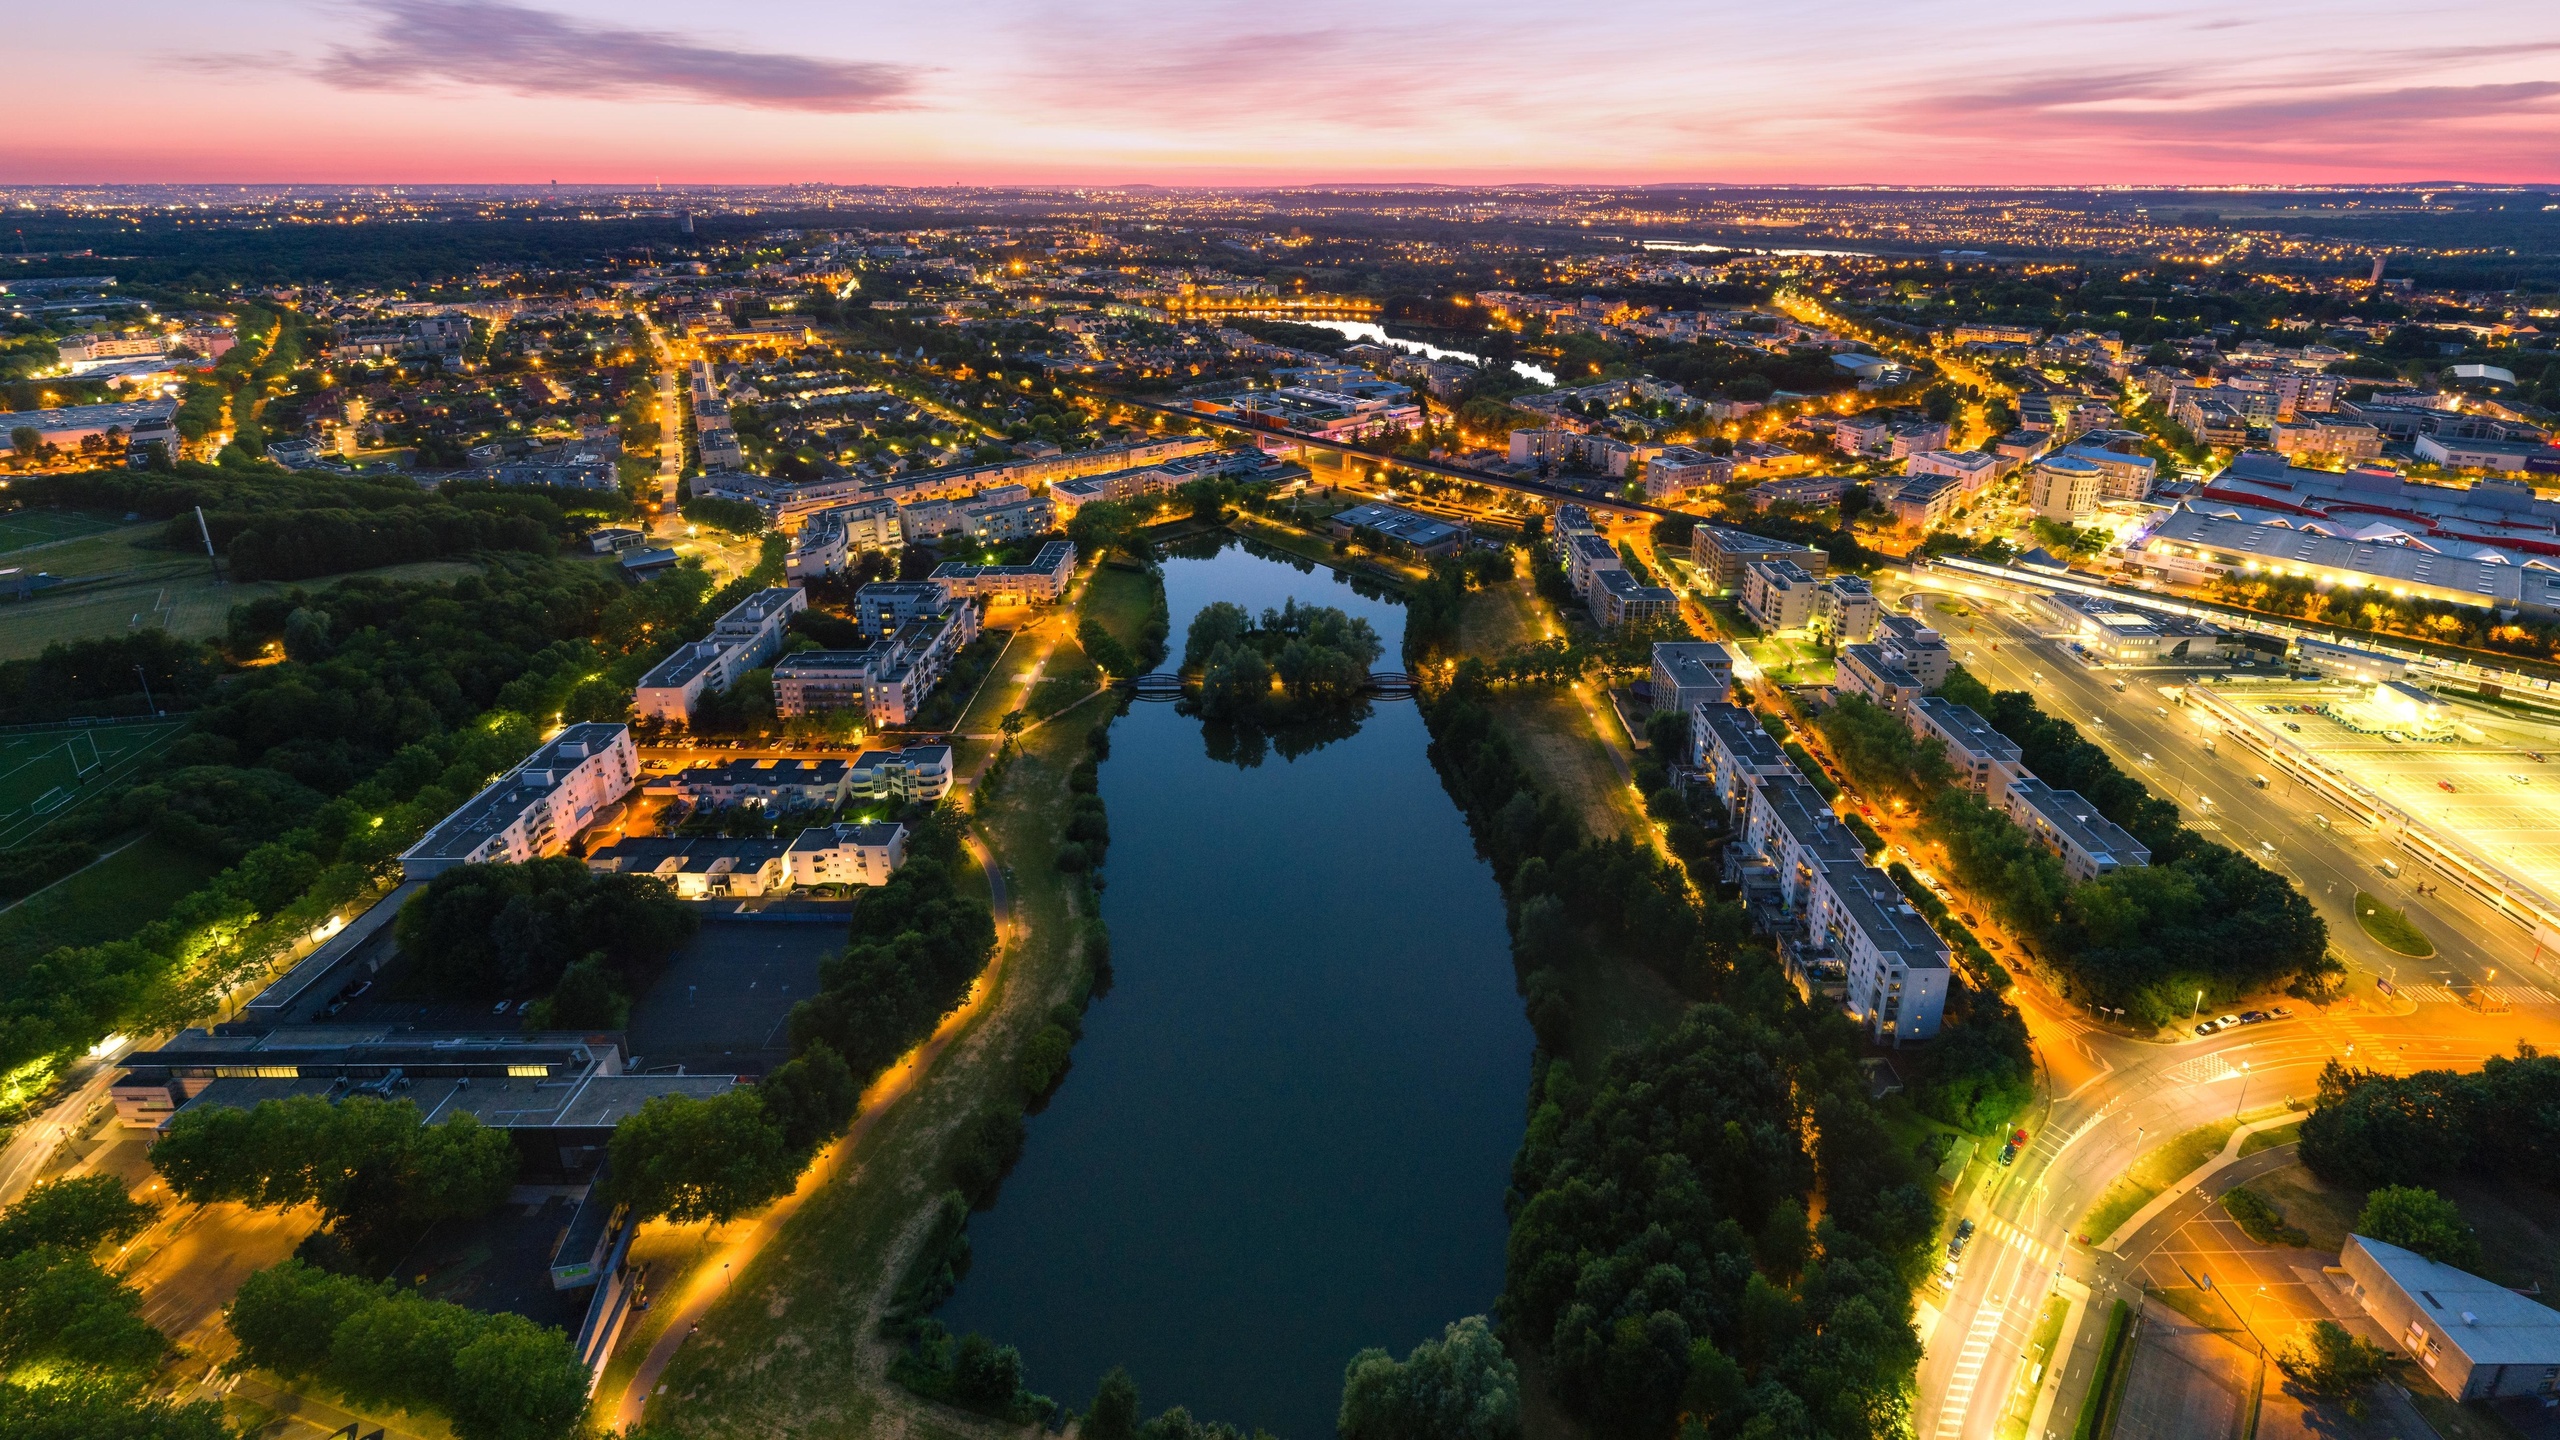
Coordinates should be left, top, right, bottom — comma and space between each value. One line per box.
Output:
930, 539, 1077, 604
633, 587, 807, 722
773, 595, 980, 728
1809, 859, 1950, 1045
1693, 525, 1828, 594
2002, 775, 2150, 882
699, 436, 1218, 530
785, 498, 902, 579
1908, 696, 2025, 801
1692, 701, 1794, 821
1652, 642, 1736, 713
398, 724, 637, 879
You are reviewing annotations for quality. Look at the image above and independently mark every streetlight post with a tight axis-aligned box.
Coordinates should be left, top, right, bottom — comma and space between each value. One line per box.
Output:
2233, 1061, 2251, 1120
2190, 988, 2205, 1021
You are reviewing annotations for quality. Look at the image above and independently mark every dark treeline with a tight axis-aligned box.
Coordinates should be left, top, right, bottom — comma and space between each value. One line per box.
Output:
0, 551, 752, 1074
0, 1174, 205, 1437
788, 806, 998, 1093
19, 465, 631, 581
1401, 551, 1934, 1440
2300, 1048, 2560, 1190
393, 857, 697, 1024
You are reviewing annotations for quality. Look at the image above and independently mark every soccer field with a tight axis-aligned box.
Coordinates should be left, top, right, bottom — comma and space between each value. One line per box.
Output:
0, 508, 125, 554
0, 719, 190, 848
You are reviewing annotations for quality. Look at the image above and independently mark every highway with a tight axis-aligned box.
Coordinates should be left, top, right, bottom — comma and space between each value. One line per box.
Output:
1819, 568, 2560, 1440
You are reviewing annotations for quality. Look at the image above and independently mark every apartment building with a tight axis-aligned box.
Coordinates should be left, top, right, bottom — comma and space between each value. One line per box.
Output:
1692, 702, 1793, 818
1642, 445, 1733, 500
2003, 775, 2151, 882
1885, 472, 1965, 533
1837, 644, 1925, 713
1740, 558, 1822, 632
2028, 454, 2102, 523
1813, 575, 1879, 643
785, 822, 912, 888
650, 757, 852, 811
1652, 642, 1736, 714
633, 587, 806, 722
1874, 615, 1951, 688
1692, 525, 1829, 594
1738, 771, 1868, 912
1905, 448, 2007, 493
399, 724, 637, 879
848, 744, 955, 803
772, 599, 978, 728
1593, 568, 1679, 628
1908, 696, 2025, 801
1809, 860, 1950, 1045
1566, 533, 1625, 597
1509, 428, 1638, 477
930, 539, 1077, 604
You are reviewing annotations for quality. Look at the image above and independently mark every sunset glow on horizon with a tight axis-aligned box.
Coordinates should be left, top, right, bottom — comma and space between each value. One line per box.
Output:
7, 0, 2558, 186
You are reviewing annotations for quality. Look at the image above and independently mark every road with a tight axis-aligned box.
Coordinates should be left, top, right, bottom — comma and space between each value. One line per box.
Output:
1815, 569, 2560, 1440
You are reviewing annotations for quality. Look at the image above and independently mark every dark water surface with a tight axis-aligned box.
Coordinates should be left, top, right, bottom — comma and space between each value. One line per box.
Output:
936, 542, 1530, 1438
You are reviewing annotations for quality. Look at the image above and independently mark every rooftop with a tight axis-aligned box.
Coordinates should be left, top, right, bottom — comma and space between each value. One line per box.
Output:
2353, 1235, 2560, 1366
1823, 862, 1950, 968
2008, 775, 2151, 867
1912, 696, 2023, 763
403, 723, 626, 864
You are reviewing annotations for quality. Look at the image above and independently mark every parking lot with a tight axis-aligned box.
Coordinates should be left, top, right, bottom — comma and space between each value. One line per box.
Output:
624, 916, 841, 1077
2232, 680, 2560, 911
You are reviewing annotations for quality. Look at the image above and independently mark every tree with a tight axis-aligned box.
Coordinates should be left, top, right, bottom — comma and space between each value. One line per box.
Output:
150, 1095, 515, 1257
1086, 1365, 1141, 1440
1078, 618, 1139, 680
447, 1318, 592, 1440
2280, 1319, 2388, 1416
0, 1247, 168, 1375
10, 427, 38, 459
0, 1175, 153, 1258
1338, 1315, 1523, 1440
759, 1041, 858, 1154
605, 1088, 799, 1224
2357, 1186, 2481, 1269
1001, 707, 1029, 744
0, 1377, 235, 1440
951, 1330, 1024, 1408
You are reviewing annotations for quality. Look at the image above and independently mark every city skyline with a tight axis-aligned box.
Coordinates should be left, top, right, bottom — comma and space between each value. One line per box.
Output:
8, 0, 2560, 185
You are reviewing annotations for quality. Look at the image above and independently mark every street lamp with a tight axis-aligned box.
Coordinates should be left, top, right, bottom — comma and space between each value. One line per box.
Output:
2190, 988, 2205, 1021
2233, 1061, 2251, 1119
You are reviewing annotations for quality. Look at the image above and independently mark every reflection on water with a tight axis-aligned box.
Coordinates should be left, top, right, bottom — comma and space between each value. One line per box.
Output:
1297, 318, 1558, 387
934, 540, 1529, 1439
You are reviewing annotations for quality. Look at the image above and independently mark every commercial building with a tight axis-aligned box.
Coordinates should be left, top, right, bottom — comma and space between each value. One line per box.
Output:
111, 1029, 730, 1181
1740, 558, 1822, 632
2296, 637, 2408, 684
1652, 642, 1736, 713
399, 724, 637, 879
2002, 775, 2150, 881
1329, 502, 1467, 559
1693, 525, 1828, 593
2369, 678, 2453, 736
2132, 509, 2560, 618
2417, 434, 2560, 473
0, 398, 178, 449
1593, 567, 1679, 628
1909, 696, 2025, 801
1836, 644, 1925, 714
1809, 861, 1950, 1045
2271, 419, 2385, 462
2342, 1234, 2560, 1402
2038, 591, 2240, 664
633, 587, 806, 722
930, 540, 1077, 604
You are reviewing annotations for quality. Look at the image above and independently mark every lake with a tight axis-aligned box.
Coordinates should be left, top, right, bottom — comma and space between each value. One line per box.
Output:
1295, 319, 1558, 388
937, 541, 1531, 1438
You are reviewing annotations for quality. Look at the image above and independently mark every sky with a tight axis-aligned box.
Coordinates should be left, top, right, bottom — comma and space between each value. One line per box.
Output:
7, 0, 2559, 185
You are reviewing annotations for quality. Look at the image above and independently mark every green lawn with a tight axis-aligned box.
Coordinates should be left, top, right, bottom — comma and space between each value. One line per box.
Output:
0, 835, 224, 969
2355, 891, 2435, 957
0, 718, 189, 819
0, 508, 124, 553
2078, 1114, 2264, 1244
1080, 564, 1159, 659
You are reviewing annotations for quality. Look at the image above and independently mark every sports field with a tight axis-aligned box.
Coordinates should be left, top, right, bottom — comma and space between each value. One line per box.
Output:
0, 508, 125, 554
0, 718, 191, 849
0, 521, 483, 661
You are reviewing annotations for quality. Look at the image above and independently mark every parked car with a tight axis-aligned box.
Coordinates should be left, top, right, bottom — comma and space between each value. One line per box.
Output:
2239, 1010, 2270, 1025
1956, 1218, 1976, 1240
1998, 1141, 2018, 1166
2215, 1014, 2241, 1029
2194, 1020, 2222, 1036
2271, 1006, 2293, 1019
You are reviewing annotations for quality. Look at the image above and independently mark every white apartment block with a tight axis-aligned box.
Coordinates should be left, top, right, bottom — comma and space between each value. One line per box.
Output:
1908, 696, 2025, 801
1693, 702, 1792, 819
2029, 455, 2102, 523
930, 539, 1077, 604
1740, 558, 1821, 632
1643, 445, 1733, 500
2003, 776, 2150, 882
633, 587, 807, 722
1809, 860, 1950, 1045
785, 822, 911, 888
1874, 614, 1951, 688
400, 724, 637, 879
1651, 642, 1736, 714
1836, 644, 1924, 714
1813, 575, 1879, 643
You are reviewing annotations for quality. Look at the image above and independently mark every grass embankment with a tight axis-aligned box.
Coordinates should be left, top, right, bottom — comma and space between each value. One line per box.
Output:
1995, 1294, 2074, 1440
2354, 891, 2435, 958
0, 835, 223, 967
628, 586, 1111, 1439
2077, 1110, 2293, 1244
1451, 580, 1680, 1072
2070, 1300, 2133, 1440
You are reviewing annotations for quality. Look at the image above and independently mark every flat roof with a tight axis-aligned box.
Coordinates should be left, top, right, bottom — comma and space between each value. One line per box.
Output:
1757, 773, 1866, 868
1912, 696, 2022, 762
2008, 775, 2151, 866
402, 724, 628, 863
1701, 524, 1823, 556
1697, 702, 1789, 769
1655, 642, 1734, 687
2354, 1235, 2560, 1366
1822, 861, 1951, 968
637, 641, 726, 690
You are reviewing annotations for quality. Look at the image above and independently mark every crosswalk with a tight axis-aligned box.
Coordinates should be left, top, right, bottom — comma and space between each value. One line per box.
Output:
1935, 1293, 2008, 1439
2162, 1054, 2243, 1086
2396, 983, 2557, 1005
1979, 1215, 2060, 1268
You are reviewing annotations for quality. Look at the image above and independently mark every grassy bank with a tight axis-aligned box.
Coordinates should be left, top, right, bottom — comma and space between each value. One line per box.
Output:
0, 835, 224, 967
630, 591, 1114, 1438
